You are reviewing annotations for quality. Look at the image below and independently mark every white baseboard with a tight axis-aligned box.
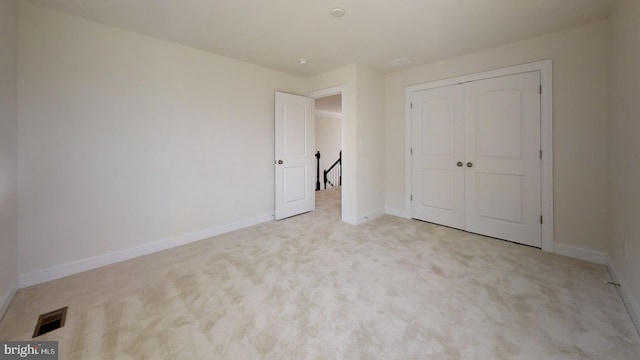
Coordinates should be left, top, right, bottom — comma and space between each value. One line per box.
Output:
0, 280, 18, 321
356, 208, 385, 225
385, 207, 410, 219
608, 262, 640, 336
553, 243, 608, 265
342, 214, 357, 225
18, 213, 274, 288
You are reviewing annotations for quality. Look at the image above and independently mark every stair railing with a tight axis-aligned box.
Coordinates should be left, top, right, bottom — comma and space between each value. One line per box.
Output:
315, 151, 321, 191
323, 151, 342, 189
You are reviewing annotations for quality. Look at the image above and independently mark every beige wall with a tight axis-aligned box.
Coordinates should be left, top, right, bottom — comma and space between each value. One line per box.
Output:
355, 64, 385, 220
384, 20, 610, 253
17, 3, 307, 280
608, 0, 640, 329
0, 0, 19, 317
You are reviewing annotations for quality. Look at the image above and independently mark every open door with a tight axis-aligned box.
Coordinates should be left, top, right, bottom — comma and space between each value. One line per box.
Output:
275, 91, 315, 220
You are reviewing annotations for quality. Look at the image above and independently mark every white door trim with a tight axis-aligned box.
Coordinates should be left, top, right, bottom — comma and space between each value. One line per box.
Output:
405, 60, 554, 252
309, 85, 349, 223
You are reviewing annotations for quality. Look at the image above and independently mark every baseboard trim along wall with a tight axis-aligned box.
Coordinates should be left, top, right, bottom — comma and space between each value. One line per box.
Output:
384, 207, 410, 219
553, 243, 608, 265
608, 263, 640, 336
0, 281, 18, 321
356, 208, 385, 225
18, 213, 274, 288
342, 215, 358, 225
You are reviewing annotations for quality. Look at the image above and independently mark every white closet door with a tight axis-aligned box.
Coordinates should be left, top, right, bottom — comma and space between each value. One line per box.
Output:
411, 84, 465, 230
464, 71, 541, 247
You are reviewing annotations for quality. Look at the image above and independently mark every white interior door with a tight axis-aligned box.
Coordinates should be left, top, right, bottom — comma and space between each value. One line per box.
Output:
464, 71, 541, 247
411, 84, 465, 229
275, 91, 315, 220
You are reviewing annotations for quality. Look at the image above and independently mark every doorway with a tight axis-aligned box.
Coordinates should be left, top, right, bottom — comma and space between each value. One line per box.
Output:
274, 87, 346, 221
311, 87, 344, 219
315, 94, 342, 188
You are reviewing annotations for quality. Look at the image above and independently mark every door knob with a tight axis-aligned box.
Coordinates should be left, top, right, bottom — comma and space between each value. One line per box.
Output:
277, 160, 283, 164
457, 162, 463, 167
466, 162, 473, 168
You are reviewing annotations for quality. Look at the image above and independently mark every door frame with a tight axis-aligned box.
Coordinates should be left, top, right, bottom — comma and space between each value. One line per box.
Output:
309, 85, 347, 222
404, 60, 554, 252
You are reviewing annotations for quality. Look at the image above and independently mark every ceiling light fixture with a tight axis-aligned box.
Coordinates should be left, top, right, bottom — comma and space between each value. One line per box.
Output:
330, 7, 346, 18
299, 58, 308, 65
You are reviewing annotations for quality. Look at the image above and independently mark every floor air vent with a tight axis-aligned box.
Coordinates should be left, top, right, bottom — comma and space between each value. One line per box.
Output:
33, 306, 68, 338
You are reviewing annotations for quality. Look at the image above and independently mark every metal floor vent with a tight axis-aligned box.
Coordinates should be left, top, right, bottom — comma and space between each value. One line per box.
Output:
33, 306, 68, 338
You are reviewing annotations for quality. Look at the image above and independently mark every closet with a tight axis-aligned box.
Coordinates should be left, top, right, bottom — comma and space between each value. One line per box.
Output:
410, 71, 542, 247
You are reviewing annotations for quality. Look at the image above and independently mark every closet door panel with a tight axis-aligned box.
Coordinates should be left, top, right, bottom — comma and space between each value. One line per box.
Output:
411, 85, 465, 230
464, 71, 541, 247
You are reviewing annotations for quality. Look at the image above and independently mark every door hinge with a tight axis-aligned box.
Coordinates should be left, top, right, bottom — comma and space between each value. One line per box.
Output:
411, 195, 413, 201
540, 215, 543, 224
410, 102, 413, 109
540, 150, 542, 159
410, 148, 413, 155
539, 84, 542, 94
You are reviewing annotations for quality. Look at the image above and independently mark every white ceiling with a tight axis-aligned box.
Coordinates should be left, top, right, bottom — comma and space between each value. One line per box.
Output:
26, 0, 615, 77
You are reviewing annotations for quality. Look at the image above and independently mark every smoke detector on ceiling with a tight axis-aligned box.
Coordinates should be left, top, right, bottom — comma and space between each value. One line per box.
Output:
330, 7, 346, 17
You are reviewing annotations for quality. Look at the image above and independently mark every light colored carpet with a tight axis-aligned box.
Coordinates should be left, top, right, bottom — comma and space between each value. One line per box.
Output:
1, 187, 639, 359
